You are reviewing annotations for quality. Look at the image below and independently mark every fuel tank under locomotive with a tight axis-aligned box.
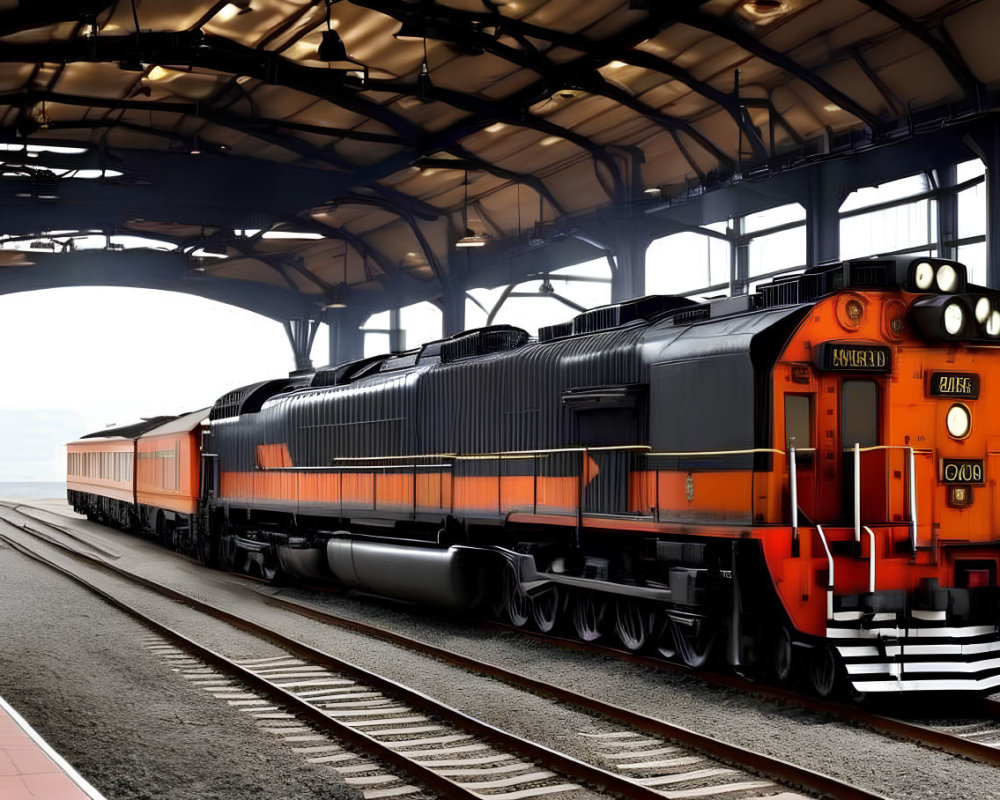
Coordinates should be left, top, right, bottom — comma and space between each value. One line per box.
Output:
277, 535, 489, 609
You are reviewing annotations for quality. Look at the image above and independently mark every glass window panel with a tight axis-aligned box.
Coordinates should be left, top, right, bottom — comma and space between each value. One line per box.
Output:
958, 242, 987, 286
363, 311, 390, 330
363, 332, 390, 357
647, 231, 730, 295
749, 226, 805, 277
743, 203, 805, 234
842, 380, 878, 448
958, 182, 985, 240
840, 199, 933, 259
400, 301, 441, 350
957, 158, 986, 182
784, 394, 812, 448
839, 173, 930, 213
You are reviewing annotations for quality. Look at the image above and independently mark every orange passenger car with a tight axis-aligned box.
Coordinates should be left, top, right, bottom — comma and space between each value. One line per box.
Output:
134, 409, 208, 545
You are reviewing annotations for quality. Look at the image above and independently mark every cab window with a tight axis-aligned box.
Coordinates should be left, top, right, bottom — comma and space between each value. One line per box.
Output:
842, 379, 878, 448
784, 394, 812, 449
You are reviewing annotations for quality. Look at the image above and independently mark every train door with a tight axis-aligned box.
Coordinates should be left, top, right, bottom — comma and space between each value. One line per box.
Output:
841, 378, 882, 522
800, 374, 880, 524
785, 392, 818, 522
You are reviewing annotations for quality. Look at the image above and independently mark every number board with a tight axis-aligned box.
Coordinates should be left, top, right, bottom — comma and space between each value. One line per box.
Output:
814, 342, 891, 373
939, 458, 985, 485
929, 372, 980, 399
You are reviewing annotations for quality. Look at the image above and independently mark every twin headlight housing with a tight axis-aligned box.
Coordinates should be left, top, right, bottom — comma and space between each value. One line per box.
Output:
911, 294, 1000, 343
908, 259, 1000, 344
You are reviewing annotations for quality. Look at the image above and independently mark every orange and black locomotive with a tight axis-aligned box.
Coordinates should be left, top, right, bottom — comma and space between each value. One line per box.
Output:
69, 256, 1000, 697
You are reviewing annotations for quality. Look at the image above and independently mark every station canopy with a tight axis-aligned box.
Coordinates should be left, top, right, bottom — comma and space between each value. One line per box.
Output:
0, 0, 996, 322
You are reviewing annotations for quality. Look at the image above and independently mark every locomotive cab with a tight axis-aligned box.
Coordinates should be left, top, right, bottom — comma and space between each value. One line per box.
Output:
769, 258, 1000, 694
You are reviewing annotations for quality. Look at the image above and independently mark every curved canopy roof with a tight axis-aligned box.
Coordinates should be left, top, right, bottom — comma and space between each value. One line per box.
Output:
0, 0, 995, 320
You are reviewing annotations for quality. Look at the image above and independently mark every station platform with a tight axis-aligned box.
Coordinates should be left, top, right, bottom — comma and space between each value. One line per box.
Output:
0, 695, 104, 799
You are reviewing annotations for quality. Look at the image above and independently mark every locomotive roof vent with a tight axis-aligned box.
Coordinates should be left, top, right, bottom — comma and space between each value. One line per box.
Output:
572, 295, 696, 336
209, 378, 300, 420
311, 354, 387, 387
420, 325, 530, 363
538, 321, 574, 342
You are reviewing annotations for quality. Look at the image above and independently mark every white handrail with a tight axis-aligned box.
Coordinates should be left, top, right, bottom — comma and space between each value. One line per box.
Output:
862, 525, 876, 593
853, 442, 861, 543
908, 446, 918, 552
789, 444, 798, 544
815, 524, 834, 620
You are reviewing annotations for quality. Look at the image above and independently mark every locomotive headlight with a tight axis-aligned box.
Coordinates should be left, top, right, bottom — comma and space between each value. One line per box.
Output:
937, 263, 959, 292
946, 403, 972, 439
943, 301, 965, 335
975, 296, 991, 323
914, 261, 935, 290
988, 310, 1000, 337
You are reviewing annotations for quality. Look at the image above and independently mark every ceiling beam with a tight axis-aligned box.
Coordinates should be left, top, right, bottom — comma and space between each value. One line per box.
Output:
0, 248, 316, 320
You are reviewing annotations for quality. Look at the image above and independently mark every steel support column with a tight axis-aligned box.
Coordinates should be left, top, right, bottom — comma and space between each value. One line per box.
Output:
388, 307, 404, 353
325, 306, 366, 367
981, 123, 1000, 288
284, 317, 320, 374
806, 165, 841, 267
936, 163, 959, 261
732, 219, 749, 296
610, 227, 648, 303
440, 281, 466, 336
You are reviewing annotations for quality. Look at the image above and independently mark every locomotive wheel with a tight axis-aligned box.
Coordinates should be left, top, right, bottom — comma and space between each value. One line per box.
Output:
530, 585, 561, 633
809, 644, 838, 698
668, 616, 715, 669
773, 626, 795, 685
502, 567, 531, 628
613, 599, 652, 652
571, 590, 607, 642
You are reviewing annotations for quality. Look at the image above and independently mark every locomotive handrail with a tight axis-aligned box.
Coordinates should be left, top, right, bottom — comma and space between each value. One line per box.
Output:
815, 524, 834, 620
862, 525, 876, 593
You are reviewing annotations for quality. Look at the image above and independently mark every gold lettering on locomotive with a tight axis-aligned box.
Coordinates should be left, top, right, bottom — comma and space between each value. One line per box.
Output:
941, 458, 984, 484
817, 343, 891, 373
930, 372, 980, 399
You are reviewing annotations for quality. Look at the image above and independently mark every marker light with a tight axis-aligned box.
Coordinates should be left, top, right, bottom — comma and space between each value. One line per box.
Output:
988, 310, 1000, 337
976, 297, 991, 323
943, 301, 965, 335
937, 263, 959, 292
913, 261, 935, 290
946, 403, 972, 439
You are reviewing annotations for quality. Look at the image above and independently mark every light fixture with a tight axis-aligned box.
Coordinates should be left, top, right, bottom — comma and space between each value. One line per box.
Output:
943, 301, 965, 336
988, 310, 1000, 337
416, 60, 432, 101
946, 403, 972, 439
455, 171, 490, 248
975, 297, 991, 324
456, 229, 489, 247
913, 260, 934, 290
937, 263, 959, 293
539, 277, 554, 294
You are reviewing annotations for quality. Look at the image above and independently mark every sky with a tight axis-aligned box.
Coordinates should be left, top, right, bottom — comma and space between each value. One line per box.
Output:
0, 286, 324, 481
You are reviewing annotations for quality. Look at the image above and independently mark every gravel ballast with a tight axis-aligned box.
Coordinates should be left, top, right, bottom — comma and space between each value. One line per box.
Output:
3, 499, 1000, 799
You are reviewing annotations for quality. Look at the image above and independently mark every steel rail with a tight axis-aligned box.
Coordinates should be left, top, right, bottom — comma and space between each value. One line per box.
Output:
0, 511, 885, 800
9, 506, 1000, 771
0, 520, 793, 800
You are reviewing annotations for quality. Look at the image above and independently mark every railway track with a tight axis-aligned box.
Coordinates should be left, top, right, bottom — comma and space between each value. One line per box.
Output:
8, 503, 1000, 774
0, 505, 883, 800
